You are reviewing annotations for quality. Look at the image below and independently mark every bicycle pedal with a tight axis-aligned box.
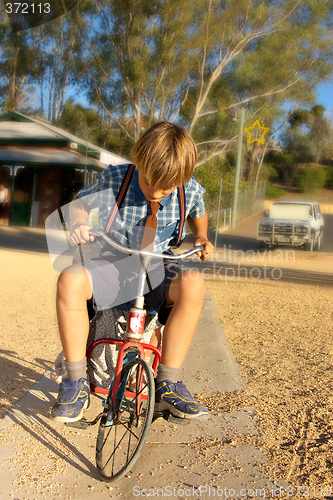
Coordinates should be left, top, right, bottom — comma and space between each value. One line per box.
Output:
65, 418, 89, 429
167, 414, 191, 426
152, 411, 165, 422
153, 411, 190, 426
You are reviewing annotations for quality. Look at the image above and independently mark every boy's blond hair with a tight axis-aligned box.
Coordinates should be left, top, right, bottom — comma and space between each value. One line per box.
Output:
131, 122, 197, 190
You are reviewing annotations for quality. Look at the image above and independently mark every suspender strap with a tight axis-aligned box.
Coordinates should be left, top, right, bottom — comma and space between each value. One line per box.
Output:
105, 163, 186, 246
105, 164, 135, 234
170, 186, 186, 247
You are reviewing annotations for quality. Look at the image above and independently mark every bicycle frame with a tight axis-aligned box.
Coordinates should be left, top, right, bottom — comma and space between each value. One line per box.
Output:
85, 229, 203, 405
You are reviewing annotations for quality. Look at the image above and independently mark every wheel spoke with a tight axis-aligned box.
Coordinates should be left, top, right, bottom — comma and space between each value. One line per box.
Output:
96, 358, 154, 482
100, 421, 131, 473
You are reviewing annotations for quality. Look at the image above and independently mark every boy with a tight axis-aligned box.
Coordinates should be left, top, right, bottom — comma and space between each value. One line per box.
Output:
51, 122, 214, 422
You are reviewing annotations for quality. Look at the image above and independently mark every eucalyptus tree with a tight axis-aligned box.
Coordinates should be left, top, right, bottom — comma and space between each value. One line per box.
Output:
0, 2, 41, 112
30, 0, 95, 125
2, 0, 331, 178
80, 0, 333, 173
182, 0, 333, 178
282, 105, 332, 165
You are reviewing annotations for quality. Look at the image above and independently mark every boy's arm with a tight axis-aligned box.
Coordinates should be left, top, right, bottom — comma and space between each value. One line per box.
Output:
187, 211, 214, 261
69, 197, 94, 245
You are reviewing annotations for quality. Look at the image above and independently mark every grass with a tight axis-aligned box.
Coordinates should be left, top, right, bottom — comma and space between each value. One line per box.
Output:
265, 185, 287, 199
266, 184, 333, 203
282, 188, 333, 203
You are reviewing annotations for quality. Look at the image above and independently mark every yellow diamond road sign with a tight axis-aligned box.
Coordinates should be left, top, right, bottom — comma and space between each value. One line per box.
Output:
245, 120, 269, 144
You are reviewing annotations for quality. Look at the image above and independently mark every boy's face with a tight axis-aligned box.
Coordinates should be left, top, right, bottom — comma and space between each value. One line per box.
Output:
138, 172, 177, 202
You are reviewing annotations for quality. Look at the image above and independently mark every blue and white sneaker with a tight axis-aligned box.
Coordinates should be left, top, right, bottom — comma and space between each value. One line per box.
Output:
51, 377, 90, 423
155, 380, 208, 419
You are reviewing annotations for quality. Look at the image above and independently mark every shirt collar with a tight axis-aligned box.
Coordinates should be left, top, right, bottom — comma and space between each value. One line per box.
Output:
159, 191, 176, 207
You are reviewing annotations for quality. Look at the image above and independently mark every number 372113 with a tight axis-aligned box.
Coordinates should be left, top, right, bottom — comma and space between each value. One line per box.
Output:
5, 3, 51, 14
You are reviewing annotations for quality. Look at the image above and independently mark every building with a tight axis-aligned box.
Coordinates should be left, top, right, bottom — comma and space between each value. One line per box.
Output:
0, 111, 128, 227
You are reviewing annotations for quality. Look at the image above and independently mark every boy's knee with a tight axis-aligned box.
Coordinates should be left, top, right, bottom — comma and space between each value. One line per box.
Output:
181, 269, 206, 299
57, 265, 92, 299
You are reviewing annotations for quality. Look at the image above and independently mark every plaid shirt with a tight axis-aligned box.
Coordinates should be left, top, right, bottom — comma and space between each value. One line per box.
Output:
77, 163, 206, 253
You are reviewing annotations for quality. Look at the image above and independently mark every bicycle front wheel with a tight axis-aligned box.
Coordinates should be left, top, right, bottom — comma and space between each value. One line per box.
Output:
96, 357, 155, 482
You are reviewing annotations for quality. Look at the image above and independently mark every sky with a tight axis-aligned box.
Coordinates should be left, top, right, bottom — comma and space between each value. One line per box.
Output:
315, 81, 333, 118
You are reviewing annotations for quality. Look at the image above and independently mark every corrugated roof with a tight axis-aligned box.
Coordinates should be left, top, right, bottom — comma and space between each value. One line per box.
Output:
0, 122, 59, 139
0, 148, 106, 170
0, 112, 129, 167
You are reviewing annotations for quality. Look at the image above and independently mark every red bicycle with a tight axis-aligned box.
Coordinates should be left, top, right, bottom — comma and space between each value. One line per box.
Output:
81, 229, 203, 483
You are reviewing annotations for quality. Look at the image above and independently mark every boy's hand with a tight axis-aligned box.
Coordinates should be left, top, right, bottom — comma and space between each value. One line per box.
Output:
70, 224, 94, 245
194, 238, 214, 261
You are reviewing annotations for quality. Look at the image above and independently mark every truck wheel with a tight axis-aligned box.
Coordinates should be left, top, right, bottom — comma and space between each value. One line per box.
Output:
314, 235, 321, 251
258, 241, 268, 252
304, 237, 314, 252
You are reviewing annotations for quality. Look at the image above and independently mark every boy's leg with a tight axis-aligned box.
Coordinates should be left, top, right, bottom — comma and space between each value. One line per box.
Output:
51, 264, 93, 422
56, 264, 93, 362
160, 269, 206, 368
155, 269, 209, 419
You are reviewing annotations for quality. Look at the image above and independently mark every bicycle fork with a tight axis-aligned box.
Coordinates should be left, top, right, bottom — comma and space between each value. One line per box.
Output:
111, 255, 152, 414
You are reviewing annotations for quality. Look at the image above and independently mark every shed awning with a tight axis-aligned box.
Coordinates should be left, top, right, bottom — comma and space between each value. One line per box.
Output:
0, 148, 106, 171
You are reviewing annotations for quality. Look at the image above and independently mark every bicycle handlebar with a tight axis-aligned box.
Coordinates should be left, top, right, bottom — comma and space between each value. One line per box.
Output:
89, 228, 204, 260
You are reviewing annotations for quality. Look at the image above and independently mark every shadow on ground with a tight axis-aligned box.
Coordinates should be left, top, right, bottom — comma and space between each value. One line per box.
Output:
0, 226, 48, 253
0, 349, 54, 417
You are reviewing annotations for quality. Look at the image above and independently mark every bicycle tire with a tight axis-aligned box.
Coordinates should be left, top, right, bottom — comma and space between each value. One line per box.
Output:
96, 357, 155, 482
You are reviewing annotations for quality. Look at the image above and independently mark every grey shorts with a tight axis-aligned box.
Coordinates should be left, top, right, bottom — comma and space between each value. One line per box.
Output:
82, 249, 181, 324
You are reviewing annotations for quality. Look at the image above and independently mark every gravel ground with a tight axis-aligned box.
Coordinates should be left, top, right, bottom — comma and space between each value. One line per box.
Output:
1, 246, 332, 492
0, 249, 60, 418
201, 277, 333, 490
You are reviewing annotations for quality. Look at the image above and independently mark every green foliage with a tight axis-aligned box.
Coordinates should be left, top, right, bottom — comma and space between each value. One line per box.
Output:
260, 164, 279, 184
265, 150, 297, 185
282, 105, 333, 165
194, 158, 246, 213
296, 167, 327, 193
325, 167, 333, 189
1, 0, 333, 171
60, 100, 101, 140
61, 0, 333, 164
265, 185, 287, 199
282, 127, 317, 164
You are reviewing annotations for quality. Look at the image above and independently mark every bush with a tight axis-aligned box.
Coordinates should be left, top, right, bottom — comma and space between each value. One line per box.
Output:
265, 185, 287, 199
296, 167, 326, 193
325, 167, 333, 189
194, 159, 246, 212
260, 164, 279, 183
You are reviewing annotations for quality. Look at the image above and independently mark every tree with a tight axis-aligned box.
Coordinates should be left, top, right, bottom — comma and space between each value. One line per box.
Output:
34, 1, 95, 125
0, 0, 95, 122
282, 105, 333, 165
0, 2, 41, 112
79, 0, 333, 169
59, 98, 121, 149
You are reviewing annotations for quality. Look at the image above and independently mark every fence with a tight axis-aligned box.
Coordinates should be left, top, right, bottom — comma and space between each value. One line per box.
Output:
207, 208, 232, 230
234, 181, 266, 225
207, 182, 266, 232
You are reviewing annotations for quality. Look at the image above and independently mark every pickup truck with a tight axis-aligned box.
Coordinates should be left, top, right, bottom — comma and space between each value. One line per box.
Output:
257, 200, 324, 251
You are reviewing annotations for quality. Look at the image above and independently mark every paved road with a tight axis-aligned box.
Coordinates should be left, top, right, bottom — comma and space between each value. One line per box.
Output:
213, 214, 333, 253
1, 215, 332, 254
183, 260, 333, 287
0, 226, 49, 253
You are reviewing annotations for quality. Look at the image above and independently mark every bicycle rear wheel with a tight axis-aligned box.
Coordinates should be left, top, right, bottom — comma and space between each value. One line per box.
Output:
96, 357, 154, 482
